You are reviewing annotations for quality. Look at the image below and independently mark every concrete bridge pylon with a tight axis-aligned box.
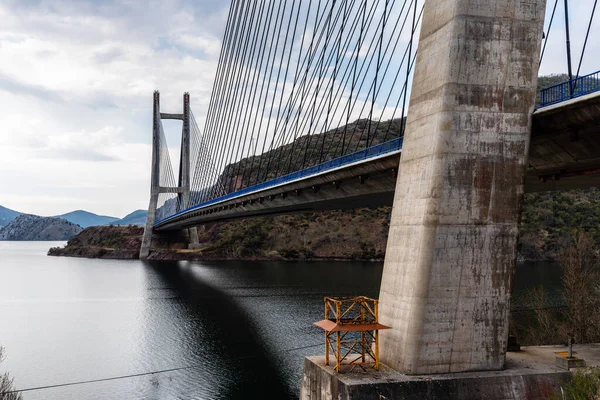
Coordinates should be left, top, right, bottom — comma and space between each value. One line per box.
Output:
140, 91, 198, 259
378, 0, 547, 374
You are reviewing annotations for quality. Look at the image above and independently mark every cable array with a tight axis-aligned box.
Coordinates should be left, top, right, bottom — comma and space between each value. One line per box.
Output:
155, 118, 180, 220
540, 0, 598, 79
152, 1, 600, 223
173, 0, 424, 215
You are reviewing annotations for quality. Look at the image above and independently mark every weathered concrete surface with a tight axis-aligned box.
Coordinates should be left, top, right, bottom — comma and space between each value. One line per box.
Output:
378, 1, 547, 374
188, 226, 200, 249
179, 92, 191, 209
300, 344, 600, 400
140, 91, 162, 259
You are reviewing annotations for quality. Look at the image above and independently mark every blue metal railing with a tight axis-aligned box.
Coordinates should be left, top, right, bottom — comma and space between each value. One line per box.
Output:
539, 70, 600, 108
155, 136, 404, 226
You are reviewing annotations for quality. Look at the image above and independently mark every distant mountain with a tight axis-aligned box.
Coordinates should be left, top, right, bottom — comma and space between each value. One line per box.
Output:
111, 210, 147, 226
0, 214, 83, 241
55, 210, 119, 228
0, 205, 21, 227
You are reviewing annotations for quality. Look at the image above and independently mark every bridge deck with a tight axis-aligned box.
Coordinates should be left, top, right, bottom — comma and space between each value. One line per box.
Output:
155, 89, 600, 231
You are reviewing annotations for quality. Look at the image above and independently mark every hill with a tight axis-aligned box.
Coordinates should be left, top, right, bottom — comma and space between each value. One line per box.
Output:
56, 74, 599, 262
55, 210, 118, 228
111, 210, 147, 226
0, 214, 82, 241
48, 225, 143, 259
0, 205, 21, 227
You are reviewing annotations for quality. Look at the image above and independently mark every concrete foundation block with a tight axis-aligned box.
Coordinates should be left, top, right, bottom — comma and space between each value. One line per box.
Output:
555, 356, 586, 370
300, 356, 570, 400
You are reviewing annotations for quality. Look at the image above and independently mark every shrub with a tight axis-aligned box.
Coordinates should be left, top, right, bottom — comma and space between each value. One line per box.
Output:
0, 347, 22, 400
547, 367, 600, 400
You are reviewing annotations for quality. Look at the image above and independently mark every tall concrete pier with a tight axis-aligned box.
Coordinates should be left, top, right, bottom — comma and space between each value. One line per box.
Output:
378, 0, 547, 374
140, 91, 161, 260
140, 92, 193, 259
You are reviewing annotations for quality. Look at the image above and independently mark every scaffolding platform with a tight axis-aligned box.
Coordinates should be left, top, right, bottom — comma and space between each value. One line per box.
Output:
314, 296, 390, 372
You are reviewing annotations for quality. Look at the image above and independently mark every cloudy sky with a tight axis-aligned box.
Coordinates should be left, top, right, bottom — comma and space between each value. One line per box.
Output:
0, 0, 598, 218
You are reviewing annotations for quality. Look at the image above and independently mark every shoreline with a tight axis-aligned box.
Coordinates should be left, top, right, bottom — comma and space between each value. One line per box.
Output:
45, 224, 552, 263
47, 244, 548, 263
48, 245, 386, 262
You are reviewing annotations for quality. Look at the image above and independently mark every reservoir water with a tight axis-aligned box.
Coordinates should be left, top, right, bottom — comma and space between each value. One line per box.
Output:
0, 242, 560, 399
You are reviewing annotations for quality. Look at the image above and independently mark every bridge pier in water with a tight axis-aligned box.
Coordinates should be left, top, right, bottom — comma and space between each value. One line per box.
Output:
301, 1, 564, 397
140, 91, 196, 259
378, 0, 547, 374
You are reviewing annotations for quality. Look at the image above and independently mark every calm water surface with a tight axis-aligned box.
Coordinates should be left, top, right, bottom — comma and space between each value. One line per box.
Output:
0, 242, 559, 399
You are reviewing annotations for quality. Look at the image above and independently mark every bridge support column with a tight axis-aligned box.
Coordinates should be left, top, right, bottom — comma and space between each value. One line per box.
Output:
379, 1, 546, 374
140, 91, 161, 260
179, 92, 191, 211
140, 92, 195, 259
188, 226, 200, 249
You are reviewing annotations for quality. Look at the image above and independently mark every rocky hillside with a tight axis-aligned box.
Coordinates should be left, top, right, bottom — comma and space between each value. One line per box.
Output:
0, 205, 21, 227
49, 208, 390, 261
166, 187, 600, 262
0, 214, 82, 241
48, 225, 143, 259
54, 74, 598, 261
52, 187, 600, 262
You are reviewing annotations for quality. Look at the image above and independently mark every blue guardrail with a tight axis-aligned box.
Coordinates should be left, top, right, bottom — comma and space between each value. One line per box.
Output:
539, 70, 600, 108
156, 136, 404, 226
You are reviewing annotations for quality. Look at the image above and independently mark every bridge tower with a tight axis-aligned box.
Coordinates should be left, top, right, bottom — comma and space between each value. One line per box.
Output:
378, 0, 547, 374
140, 91, 198, 259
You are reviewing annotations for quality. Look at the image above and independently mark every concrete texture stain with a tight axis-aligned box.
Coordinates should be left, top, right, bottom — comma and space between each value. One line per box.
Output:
378, 0, 546, 375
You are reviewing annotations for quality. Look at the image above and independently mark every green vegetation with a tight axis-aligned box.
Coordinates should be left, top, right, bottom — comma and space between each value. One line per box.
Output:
218, 118, 405, 193
197, 207, 391, 260
547, 367, 600, 400
520, 190, 600, 260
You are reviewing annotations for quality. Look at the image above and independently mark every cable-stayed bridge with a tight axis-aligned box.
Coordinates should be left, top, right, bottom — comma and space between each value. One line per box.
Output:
140, 0, 600, 386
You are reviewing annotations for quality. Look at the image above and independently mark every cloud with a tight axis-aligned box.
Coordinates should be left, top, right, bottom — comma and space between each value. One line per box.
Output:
0, 0, 598, 218
0, 0, 230, 216
0, 72, 64, 102
93, 46, 126, 64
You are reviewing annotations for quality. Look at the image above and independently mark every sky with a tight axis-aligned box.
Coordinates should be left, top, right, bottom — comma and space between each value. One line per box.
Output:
0, 0, 598, 218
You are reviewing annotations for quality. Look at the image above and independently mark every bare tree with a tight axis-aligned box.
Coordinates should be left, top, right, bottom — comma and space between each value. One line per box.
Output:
0, 347, 22, 400
523, 287, 562, 345
558, 232, 600, 343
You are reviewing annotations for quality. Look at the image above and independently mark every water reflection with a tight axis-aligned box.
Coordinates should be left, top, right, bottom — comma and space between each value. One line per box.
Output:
0, 242, 560, 399
145, 261, 293, 399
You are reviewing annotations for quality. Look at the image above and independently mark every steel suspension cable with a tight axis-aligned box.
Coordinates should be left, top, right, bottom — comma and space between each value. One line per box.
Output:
540, 0, 559, 66
216, 0, 283, 197
223, 0, 275, 193
233, 0, 293, 189
573, 0, 598, 93
194, 1, 251, 203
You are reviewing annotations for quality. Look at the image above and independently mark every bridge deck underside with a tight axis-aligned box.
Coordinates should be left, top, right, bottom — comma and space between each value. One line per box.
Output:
156, 92, 600, 231
526, 91, 600, 192
156, 153, 400, 231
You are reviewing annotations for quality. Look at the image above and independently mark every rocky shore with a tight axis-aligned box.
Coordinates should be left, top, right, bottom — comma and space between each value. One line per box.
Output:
48, 185, 600, 263
47, 207, 391, 261
48, 225, 143, 259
